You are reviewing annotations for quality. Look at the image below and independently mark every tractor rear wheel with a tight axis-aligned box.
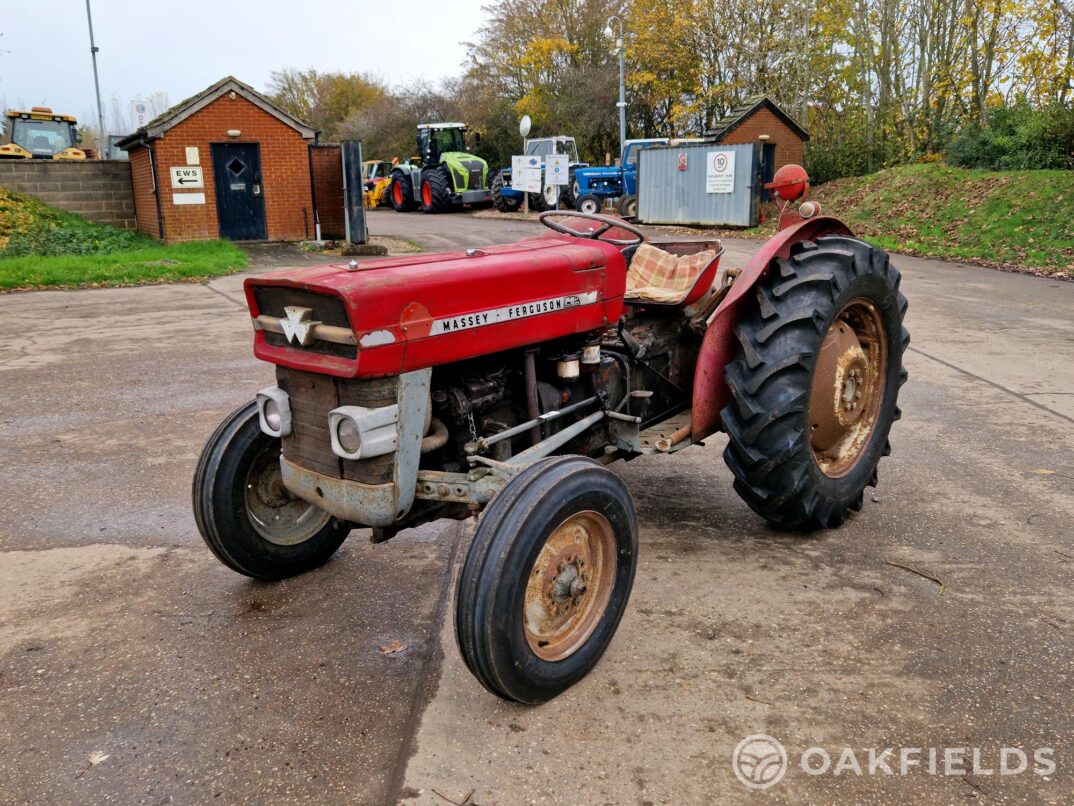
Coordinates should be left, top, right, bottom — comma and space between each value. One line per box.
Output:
721, 236, 909, 529
542, 183, 561, 210
420, 166, 454, 213
490, 170, 521, 212
561, 168, 578, 209
192, 402, 350, 579
389, 171, 417, 212
618, 194, 638, 218
455, 456, 638, 704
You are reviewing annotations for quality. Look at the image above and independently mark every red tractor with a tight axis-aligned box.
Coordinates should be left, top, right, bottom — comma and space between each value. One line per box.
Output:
193, 167, 908, 704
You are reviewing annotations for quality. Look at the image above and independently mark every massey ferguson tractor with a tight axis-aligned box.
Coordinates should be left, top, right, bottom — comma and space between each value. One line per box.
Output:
387, 122, 491, 213
193, 165, 908, 705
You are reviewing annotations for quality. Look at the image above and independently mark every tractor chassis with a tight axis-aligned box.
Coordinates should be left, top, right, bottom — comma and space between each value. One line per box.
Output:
277, 377, 684, 536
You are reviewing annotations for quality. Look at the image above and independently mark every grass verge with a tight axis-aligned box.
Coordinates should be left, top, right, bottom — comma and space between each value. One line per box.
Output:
0, 185, 247, 290
812, 163, 1073, 278
0, 240, 249, 291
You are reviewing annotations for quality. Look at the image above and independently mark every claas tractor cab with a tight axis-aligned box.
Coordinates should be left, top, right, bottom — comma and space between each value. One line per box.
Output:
0, 107, 86, 160
194, 164, 909, 705
491, 136, 588, 212
387, 122, 492, 213
362, 160, 394, 208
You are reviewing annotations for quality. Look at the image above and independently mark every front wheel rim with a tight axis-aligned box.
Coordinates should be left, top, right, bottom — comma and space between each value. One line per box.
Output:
244, 441, 332, 545
808, 297, 888, 478
523, 511, 617, 661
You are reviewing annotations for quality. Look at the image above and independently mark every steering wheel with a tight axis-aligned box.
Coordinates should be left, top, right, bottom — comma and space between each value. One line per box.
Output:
538, 210, 647, 247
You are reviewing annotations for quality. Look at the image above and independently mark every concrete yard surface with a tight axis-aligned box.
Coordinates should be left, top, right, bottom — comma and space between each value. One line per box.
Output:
1, 213, 1071, 804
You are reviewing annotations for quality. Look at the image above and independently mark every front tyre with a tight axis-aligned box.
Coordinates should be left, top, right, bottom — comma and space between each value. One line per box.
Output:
490, 170, 521, 212
721, 236, 909, 529
575, 193, 602, 215
389, 171, 417, 212
420, 166, 453, 213
455, 457, 638, 704
192, 402, 350, 580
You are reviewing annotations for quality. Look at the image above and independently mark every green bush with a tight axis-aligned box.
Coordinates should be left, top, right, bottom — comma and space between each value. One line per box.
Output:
3, 224, 148, 257
946, 104, 1074, 171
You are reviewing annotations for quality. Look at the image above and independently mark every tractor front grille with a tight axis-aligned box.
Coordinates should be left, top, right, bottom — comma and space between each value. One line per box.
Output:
468, 167, 484, 190
276, 366, 396, 484
253, 286, 356, 359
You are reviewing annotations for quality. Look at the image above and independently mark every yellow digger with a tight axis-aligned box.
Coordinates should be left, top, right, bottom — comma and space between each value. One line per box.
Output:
0, 107, 86, 160
362, 159, 394, 207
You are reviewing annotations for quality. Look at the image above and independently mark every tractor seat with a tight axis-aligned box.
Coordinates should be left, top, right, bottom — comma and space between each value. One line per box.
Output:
624, 242, 726, 307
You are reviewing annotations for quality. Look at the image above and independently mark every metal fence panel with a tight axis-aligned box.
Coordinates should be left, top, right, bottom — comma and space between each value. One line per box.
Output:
636, 143, 759, 227
340, 140, 368, 244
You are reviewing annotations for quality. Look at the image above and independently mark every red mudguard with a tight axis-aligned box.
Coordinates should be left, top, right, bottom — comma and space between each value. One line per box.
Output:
691, 216, 854, 439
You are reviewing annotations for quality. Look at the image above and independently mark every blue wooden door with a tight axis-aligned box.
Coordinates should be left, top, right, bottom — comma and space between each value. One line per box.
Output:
211, 143, 267, 240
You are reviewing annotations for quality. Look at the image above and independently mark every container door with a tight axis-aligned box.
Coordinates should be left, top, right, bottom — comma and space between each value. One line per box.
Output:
211, 143, 267, 240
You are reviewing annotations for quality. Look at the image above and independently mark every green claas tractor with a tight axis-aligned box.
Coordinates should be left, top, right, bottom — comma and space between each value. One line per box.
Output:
388, 123, 492, 214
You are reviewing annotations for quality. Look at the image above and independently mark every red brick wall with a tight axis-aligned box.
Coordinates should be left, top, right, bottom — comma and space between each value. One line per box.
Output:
128, 148, 160, 238
719, 107, 805, 171
126, 93, 313, 243
310, 144, 345, 240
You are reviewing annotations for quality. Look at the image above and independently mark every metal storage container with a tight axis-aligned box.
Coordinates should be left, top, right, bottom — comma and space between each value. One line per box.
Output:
636, 142, 759, 227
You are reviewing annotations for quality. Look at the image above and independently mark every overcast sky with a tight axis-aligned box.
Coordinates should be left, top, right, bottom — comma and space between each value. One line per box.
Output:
1, 0, 486, 132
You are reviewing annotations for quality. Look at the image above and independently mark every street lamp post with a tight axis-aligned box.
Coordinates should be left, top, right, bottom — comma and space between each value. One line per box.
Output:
84, 0, 106, 159
605, 15, 626, 160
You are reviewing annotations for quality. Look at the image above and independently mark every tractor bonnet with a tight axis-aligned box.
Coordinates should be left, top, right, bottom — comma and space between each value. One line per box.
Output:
244, 236, 627, 379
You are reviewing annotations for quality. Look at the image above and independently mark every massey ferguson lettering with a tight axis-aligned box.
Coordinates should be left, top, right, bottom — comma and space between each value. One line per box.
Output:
430, 292, 599, 336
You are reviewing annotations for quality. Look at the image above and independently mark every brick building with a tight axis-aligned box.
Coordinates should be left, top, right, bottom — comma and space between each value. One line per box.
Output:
705, 95, 810, 192
117, 76, 320, 243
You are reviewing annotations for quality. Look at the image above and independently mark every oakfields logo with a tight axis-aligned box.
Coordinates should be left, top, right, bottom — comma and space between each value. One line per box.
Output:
732, 735, 788, 790
732, 735, 1056, 789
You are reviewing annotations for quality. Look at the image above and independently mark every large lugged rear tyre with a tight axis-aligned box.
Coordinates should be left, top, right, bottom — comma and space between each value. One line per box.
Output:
561, 168, 578, 209
389, 171, 417, 212
455, 457, 638, 704
420, 166, 454, 213
192, 402, 350, 579
490, 170, 521, 212
721, 236, 909, 529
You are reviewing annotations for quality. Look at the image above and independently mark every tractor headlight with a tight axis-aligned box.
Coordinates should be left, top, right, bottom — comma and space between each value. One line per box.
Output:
328, 404, 399, 460
256, 386, 292, 437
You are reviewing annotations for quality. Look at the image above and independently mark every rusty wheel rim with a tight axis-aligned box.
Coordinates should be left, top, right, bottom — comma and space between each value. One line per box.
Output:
808, 298, 888, 478
523, 511, 617, 661
245, 441, 331, 546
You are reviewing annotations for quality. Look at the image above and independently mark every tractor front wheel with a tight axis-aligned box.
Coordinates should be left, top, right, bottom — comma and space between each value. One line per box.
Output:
389, 172, 417, 212
192, 402, 350, 579
721, 236, 909, 529
491, 170, 521, 212
575, 194, 602, 215
420, 166, 453, 213
455, 457, 638, 704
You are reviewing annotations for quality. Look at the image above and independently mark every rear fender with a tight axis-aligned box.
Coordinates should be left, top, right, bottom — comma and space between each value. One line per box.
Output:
690, 216, 855, 439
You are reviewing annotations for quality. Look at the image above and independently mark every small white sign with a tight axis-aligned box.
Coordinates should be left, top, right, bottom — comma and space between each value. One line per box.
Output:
511, 155, 527, 176
706, 150, 736, 193
185, 146, 200, 165
172, 192, 205, 205
130, 101, 149, 130
170, 166, 204, 189
546, 153, 569, 185
521, 167, 543, 193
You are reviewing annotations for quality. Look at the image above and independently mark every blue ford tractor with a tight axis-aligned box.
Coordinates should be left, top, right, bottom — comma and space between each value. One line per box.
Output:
571, 138, 669, 217
490, 136, 586, 212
